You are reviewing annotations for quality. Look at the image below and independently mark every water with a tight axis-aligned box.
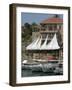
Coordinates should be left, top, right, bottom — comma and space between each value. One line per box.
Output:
22, 69, 63, 77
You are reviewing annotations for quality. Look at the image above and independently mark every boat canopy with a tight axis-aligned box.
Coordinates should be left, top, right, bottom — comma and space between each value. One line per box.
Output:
26, 33, 60, 50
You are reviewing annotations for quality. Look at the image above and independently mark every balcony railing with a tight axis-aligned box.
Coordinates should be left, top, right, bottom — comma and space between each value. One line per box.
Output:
40, 30, 58, 33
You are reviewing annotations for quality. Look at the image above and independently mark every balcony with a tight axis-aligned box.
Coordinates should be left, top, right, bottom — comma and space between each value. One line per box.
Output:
40, 30, 58, 33
40, 27, 58, 33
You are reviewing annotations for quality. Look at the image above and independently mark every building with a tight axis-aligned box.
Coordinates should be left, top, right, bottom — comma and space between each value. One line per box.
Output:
32, 15, 63, 45
26, 15, 63, 62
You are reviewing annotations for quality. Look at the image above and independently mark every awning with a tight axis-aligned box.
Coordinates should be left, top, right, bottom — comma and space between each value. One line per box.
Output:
26, 33, 60, 50
46, 33, 60, 50
41, 35, 48, 50
26, 36, 42, 50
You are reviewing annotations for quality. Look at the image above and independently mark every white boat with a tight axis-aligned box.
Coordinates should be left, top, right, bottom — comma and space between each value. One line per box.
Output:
31, 64, 42, 72
22, 63, 33, 70
54, 67, 63, 74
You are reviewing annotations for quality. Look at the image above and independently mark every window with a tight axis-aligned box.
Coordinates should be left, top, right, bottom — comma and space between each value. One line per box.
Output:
59, 25, 61, 29
54, 24, 57, 30
48, 25, 53, 30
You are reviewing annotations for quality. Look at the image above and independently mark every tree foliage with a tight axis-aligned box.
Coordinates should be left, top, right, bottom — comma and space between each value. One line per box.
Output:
22, 22, 38, 45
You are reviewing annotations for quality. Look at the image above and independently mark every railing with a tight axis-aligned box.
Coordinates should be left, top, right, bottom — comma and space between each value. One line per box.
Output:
40, 30, 58, 33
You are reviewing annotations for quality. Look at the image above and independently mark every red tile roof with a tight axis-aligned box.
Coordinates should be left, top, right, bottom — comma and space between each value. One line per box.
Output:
40, 17, 63, 24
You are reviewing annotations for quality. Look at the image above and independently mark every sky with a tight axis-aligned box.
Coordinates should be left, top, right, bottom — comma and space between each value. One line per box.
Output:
21, 12, 63, 26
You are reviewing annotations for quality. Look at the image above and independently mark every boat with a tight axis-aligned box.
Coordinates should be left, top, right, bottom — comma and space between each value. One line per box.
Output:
31, 64, 42, 72
54, 67, 63, 74
22, 63, 33, 70
22, 60, 62, 73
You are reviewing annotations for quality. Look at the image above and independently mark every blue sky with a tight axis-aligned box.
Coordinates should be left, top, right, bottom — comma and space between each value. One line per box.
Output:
21, 12, 63, 26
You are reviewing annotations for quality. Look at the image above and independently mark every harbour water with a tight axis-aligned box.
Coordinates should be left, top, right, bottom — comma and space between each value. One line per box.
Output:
21, 61, 63, 77
22, 69, 63, 77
